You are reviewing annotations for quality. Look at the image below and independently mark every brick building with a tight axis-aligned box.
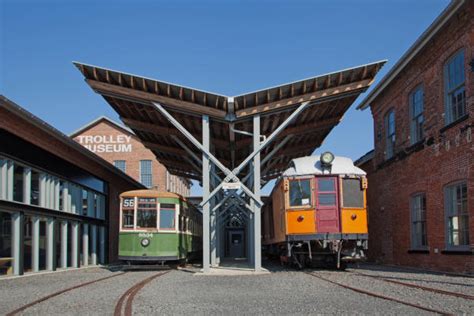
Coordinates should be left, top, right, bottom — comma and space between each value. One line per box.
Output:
356, 0, 473, 273
70, 116, 191, 197
0, 96, 144, 276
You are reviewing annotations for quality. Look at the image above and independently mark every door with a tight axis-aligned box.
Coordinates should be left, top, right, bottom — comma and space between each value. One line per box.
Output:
228, 230, 244, 258
315, 177, 340, 233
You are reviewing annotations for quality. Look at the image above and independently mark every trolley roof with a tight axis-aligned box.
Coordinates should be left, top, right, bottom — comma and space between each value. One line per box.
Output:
282, 156, 366, 177
120, 190, 184, 200
75, 60, 385, 181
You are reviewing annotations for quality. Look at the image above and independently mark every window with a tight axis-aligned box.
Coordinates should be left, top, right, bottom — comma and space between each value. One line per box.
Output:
444, 49, 466, 124
114, 160, 126, 173
289, 179, 312, 207
342, 178, 364, 208
160, 204, 176, 229
121, 197, 135, 229
82, 189, 88, 216
30, 170, 40, 206
409, 87, 424, 144
445, 182, 469, 248
136, 198, 157, 229
385, 110, 395, 159
410, 194, 427, 249
317, 178, 337, 207
13, 164, 24, 202
140, 160, 153, 188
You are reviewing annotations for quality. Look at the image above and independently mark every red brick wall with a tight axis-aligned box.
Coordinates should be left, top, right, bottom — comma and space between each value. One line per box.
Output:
0, 106, 143, 263
73, 119, 190, 197
365, 2, 474, 273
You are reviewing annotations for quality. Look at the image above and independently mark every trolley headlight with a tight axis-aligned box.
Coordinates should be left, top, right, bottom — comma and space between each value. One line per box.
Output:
320, 151, 335, 166
141, 238, 150, 247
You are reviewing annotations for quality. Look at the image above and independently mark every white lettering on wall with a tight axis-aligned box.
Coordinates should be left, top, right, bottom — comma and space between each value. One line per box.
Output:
78, 134, 133, 153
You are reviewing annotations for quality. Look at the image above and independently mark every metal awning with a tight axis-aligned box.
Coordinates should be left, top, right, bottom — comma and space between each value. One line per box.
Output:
74, 60, 385, 181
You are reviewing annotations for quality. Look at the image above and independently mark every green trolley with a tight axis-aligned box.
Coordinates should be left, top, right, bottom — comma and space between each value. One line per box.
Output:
119, 190, 202, 263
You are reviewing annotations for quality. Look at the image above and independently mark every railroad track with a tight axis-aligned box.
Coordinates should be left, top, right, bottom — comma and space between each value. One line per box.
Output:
305, 272, 454, 316
349, 271, 474, 301
114, 271, 170, 316
6, 272, 127, 316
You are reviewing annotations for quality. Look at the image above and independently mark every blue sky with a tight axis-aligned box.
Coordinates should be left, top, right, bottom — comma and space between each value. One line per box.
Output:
1, 0, 449, 195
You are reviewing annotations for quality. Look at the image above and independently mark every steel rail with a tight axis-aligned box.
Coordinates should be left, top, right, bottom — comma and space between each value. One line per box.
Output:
6, 272, 127, 316
114, 271, 170, 316
350, 271, 474, 300
305, 272, 452, 316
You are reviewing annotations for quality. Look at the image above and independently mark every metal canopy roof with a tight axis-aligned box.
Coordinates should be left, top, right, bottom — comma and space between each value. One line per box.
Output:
74, 60, 385, 181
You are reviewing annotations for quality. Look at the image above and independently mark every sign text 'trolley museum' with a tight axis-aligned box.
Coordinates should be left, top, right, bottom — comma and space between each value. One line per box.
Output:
76, 135, 132, 153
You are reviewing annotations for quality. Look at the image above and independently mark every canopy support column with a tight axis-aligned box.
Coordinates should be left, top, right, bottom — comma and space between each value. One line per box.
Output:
202, 115, 211, 273
253, 115, 262, 271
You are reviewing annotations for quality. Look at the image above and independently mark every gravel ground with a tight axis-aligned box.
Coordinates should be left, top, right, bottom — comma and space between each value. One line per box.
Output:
347, 263, 474, 295
21, 270, 157, 316
0, 263, 472, 315
134, 268, 429, 315
311, 270, 473, 315
0, 267, 122, 315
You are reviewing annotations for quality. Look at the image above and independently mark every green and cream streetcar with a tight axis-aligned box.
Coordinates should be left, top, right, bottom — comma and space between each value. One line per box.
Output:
119, 190, 202, 263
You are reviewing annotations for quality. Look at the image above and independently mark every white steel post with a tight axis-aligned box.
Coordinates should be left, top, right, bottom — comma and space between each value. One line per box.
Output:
0, 159, 7, 200
23, 168, 31, 204
46, 218, 56, 271
202, 115, 210, 272
71, 222, 79, 268
61, 221, 68, 268
82, 223, 89, 266
12, 212, 24, 275
32, 216, 40, 272
253, 115, 262, 271
6, 161, 13, 201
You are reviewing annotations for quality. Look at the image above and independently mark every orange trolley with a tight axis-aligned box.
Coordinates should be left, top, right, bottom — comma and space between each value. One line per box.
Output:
262, 152, 368, 269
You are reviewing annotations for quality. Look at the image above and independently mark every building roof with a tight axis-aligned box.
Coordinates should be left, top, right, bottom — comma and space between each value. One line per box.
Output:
0, 95, 145, 188
357, 0, 466, 110
74, 60, 385, 181
69, 115, 134, 138
354, 150, 375, 167
282, 155, 366, 177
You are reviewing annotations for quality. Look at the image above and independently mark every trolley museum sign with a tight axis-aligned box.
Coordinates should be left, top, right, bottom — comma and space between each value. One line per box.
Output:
76, 135, 132, 153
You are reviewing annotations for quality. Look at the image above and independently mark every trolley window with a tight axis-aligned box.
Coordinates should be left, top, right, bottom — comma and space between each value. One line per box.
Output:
122, 198, 135, 229
160, 207, 176, 230
342, 179, 364, 208
289, 179, 312, 207
136, 198, 157, 229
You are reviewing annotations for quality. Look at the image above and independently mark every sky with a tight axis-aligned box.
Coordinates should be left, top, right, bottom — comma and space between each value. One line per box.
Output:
1, 0, 450, 195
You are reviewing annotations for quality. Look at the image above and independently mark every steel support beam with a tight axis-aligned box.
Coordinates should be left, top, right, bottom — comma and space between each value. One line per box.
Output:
99, 226, 106, 264
253, 115, 262, 271
202, 115, 210, 273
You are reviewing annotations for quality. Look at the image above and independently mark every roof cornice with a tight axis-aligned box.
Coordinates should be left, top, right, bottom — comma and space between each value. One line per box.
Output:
357, 0, 465, 110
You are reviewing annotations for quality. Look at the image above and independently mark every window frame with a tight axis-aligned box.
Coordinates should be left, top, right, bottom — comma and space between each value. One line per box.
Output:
139, 160, 153, 188
135, 197, 158, 231
409, 85, 424, 145
384, 109, 396, 160
287, 177, 314, 209
113, 160, 126, 173
444, 49, 466, 125
341, 177, 365, 209
159, 204, 177, 232
410, 193, 428, 250
444, 180, 469, 250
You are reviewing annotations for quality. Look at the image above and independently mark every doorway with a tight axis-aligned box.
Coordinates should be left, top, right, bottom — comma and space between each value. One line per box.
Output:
228, 230, 244, 258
